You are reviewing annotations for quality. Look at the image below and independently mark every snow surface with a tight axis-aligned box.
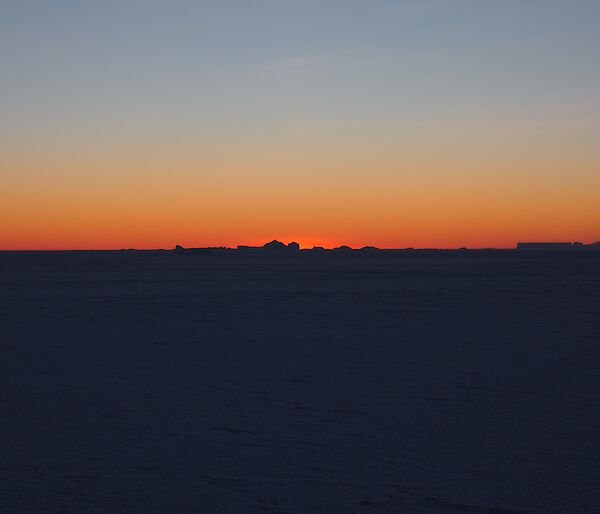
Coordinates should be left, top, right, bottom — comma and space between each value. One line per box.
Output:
1, 250, 600, 513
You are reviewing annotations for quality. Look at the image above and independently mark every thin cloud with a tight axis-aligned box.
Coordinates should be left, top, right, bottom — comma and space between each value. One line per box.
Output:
268, 51, 343, 72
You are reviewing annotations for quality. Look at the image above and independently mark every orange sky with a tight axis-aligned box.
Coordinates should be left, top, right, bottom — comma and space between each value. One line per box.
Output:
2, 128, 599, 249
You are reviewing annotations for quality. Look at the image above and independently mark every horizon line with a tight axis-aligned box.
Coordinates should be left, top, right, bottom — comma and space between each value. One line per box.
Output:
2, 239, 599, 253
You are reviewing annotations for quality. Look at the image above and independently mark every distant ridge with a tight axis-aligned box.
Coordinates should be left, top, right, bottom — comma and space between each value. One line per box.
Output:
170, 240, 600, 255
516, 242, 599, 251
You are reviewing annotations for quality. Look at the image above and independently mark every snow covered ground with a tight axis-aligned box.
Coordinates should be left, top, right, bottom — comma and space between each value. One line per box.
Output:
1, 250, 600, 513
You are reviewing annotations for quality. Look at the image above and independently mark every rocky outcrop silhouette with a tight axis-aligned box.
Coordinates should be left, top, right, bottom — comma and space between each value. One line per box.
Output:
173, 245, 210, 255
263, 240, 288, 251
262, 240, 300, 251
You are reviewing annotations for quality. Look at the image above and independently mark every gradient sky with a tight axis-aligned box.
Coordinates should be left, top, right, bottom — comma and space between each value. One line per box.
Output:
2, 0, 599, 249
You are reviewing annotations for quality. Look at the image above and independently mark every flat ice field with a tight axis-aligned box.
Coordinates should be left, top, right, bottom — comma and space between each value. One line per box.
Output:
1, 250, 600, 513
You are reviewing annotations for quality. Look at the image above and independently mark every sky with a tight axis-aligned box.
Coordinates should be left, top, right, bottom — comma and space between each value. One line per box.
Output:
1, 0, 599, 249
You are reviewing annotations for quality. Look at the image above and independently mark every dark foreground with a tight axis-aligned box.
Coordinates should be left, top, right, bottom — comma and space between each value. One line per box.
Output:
1, 250, 600, 513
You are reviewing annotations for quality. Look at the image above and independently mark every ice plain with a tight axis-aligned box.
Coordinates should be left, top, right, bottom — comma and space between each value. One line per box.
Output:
1, 250, 600, 513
